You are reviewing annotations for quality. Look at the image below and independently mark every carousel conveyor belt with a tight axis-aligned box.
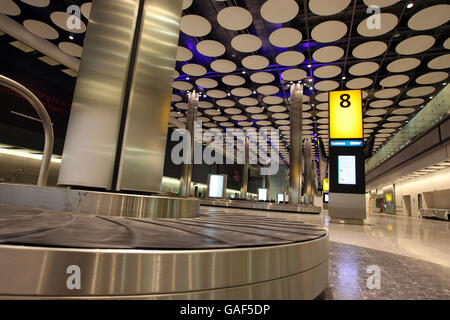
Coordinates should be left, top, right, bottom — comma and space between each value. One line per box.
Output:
0, 203, 329, 299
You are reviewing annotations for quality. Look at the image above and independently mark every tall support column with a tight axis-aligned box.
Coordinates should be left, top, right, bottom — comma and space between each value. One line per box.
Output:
58, 0, 183, 192
289, 83, 303, 204
304, 138, 313, 205
240, 137, 249, 199
180, 91, 199, 198
319, 158, 328, 188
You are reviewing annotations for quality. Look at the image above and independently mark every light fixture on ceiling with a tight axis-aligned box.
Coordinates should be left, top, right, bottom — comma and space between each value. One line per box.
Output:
407, 3, 414, 9
242, 70, 246, 74
69, 35, 74, 40
186, 77, 190, 80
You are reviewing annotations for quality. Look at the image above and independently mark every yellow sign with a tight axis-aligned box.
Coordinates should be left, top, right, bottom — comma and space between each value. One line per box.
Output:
329, 90, 363, 139
323, 179, 329, 191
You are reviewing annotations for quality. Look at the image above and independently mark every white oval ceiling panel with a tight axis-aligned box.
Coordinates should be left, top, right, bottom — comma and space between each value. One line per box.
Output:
239, 98, 258, 106
281, 69, 307, 81
415, 72, 448, 85
314, 65, 342, 79
383, 122, 401, 128
386, 58, 421, 73
428, 54, 450, 70
51, 11, 86, 33
176, 46, 193, 61
211, 59, 237, 73
363, 117, 383, 123
180, 14, 211, 37
408, 4, 450, 31
231, 87, 252, 97
311, 20, 348, 43
1, 0, 21, 16
275, 51, 305, 66
245, 107, 264, 114
171, 94, 182, 102
59, 42, 83, 57
222, 75, 245, 86
399, 98, 424, 107
352, 41, 387, 59
387, 116, 408, 122
272, 113, 290, 120
175, 102, 188, 110
264, 96, 284, 105
23, 20, 59, 40
242, 55, 269, 70
252, 114, 268, 120
268, 105, 287, 113
224, 108, 242, 115
269, 28, 302, 48
406, 86, 435, 97
309, 0, 351, 16
357, 13, 398, 37
217, 6, 253, 31
346, 77, 373, 89
231, 34, 262, 53
205, 109, 221, 116
258, 85, 279, 95
313, 46, 345, 63
315, 80, 339, 92
366, 109, 387, 116
349, 62, 379, 76
444, 38, 450, 50
315, 92, 329, 102
182, 63, 207, 76
316, 103, 328, 111
182, 0, 193, 10
195, 78, 218, 89
370, 100, 393, 108
216, 99, 235, 107
21, 0, 50, 7
379, 74, 409, 87
80, 2, 91, 19
196, 40, 225, 57
260, 0, 299, 24
363, 0, 400, 8
374, 88, 401, 99
251, 72, 275, 84
172, 81, 193, 91
207, 89, 227, 99
198, 101, 214, 109
396, 35, 435, 55
392, 108, 415, 115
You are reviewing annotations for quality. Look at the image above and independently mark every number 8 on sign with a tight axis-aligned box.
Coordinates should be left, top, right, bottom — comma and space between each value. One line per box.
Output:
340, 94, 351, 108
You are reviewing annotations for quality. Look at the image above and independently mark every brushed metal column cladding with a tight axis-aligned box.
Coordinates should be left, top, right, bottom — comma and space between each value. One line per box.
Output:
58, 0, 140, 189
289, 84, 303, 204
117, 0, 183, 192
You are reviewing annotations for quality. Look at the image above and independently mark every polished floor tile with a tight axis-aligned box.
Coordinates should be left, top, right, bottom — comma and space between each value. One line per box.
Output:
202, 206, 450, 300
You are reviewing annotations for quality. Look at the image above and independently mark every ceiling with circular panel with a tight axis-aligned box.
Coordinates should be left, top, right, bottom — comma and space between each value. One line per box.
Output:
3, 0, 449, 169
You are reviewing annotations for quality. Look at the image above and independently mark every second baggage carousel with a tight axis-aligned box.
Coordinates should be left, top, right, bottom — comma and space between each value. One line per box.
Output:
0, 203, 329, 299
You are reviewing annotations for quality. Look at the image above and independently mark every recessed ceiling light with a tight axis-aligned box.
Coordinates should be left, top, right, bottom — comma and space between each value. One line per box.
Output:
69, 35, 74, 40
407, 3, 414, 9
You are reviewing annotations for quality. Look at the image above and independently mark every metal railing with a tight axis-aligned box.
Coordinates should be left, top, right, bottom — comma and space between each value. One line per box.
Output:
0, 74, 54, 186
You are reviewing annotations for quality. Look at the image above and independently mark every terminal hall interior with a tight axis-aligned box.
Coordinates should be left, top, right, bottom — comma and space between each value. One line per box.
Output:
0, 0, 449, 300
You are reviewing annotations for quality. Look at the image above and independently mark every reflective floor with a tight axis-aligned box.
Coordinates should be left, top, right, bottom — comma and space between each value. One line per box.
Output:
202, 206, 450, 300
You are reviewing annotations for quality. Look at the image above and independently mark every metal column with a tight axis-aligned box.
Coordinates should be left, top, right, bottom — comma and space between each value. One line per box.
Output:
58, 0, 183, 192
289, 83, 303, 204
304, 138, 313, 205
240, 137, 249, 199
180, 91, 199, 198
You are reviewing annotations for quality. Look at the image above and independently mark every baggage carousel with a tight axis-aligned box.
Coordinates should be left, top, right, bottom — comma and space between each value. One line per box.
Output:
0, 203, 329, 299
